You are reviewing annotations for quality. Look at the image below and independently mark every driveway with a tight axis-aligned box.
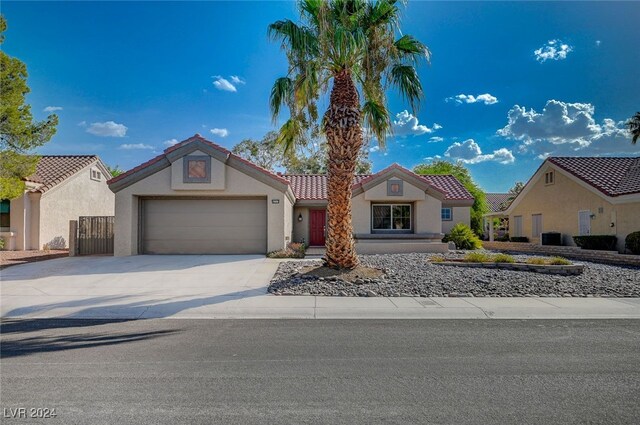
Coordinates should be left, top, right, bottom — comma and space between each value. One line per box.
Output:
1, 255, 283, 320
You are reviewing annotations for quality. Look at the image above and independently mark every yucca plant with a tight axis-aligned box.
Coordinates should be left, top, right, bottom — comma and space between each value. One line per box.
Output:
268, 0, 430, 269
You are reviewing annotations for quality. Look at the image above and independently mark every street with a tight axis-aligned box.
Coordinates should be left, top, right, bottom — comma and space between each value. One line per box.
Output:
1, 319, 639, 424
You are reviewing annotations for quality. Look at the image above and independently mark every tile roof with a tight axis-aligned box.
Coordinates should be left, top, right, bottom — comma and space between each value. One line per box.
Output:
548, 156, 640, 197
25, 155, 101, 193
486, 193, 511, 212
420, 174, 474, 201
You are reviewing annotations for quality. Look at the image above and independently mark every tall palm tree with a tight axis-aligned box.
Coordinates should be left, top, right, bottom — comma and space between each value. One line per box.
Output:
627, 112, 640, 144
269, 0, 429, 269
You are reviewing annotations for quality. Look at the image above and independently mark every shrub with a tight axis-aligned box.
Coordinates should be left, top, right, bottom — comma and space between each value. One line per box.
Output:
573, 235, 617, 251
496, 233, 510, 242
493, 253, 515, 263
509, 236, 529, 243
625, 231, 640, 255
525, 257, 547, 265
548, 256, 571, 265
446, 223, 482, 250
267, 242, 306, 259
431, 255, 445, 263
463, 252, 492, 263
0, 237, 4, 250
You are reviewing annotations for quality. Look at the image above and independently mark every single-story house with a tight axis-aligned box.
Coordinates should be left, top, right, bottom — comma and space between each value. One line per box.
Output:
485, 156, 640, 253
1, 155, 115, 250
108, 134, 474, 256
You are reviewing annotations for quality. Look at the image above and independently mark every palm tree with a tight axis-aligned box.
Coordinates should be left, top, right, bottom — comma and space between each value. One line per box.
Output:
269, 0, 429, 269
627, 112, 640, 144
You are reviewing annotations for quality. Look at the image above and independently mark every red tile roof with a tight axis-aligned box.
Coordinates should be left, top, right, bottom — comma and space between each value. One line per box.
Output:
420, 174, 474, 201
548, 156, 640, 197
486, 193, 511, 212
25, 155, 102, 193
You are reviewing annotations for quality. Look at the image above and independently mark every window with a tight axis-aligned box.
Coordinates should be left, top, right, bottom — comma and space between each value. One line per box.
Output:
183, 155, 211, 183
545, 171, 554, 185
532, 214, 543, 238
0, 199, 9, 231
372, 204, 411, 231
387, 179, 403, 196
90, 168, 102, 181
441, 207, 452, 221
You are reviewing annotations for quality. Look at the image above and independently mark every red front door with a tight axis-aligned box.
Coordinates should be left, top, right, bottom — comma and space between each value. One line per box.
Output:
309, 210, 326, 246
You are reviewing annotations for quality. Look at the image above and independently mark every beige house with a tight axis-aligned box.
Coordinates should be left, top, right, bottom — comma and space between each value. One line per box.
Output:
108, 135, 474, 256
486, 156, 640, 253
1, 155, 114, 250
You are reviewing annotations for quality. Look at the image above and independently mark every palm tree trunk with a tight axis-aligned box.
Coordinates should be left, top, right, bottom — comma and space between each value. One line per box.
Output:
323, 69, 363, 269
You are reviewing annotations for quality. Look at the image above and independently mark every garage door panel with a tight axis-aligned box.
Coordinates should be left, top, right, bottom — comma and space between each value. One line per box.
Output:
143, 199, 267, 254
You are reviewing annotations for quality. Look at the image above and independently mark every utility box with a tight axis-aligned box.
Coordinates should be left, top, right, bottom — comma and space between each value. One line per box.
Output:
541, 232, 562, 246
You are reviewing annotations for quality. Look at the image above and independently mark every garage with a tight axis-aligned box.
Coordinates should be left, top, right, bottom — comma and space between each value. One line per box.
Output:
142, 198, 267, 254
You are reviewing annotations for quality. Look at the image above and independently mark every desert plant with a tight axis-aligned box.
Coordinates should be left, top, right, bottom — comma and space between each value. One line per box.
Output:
446, 223, 482, 250
509, 236, 529, 243
573, 235, 617, 251
625, 231, 640, 255
463, 251, 492, 263
267, 242, 307, 259
525, 257, 547, 265
493, 253, 515, 263
0, 237, 4, 250
430, 255, 445, 263
548, 256, 571, 265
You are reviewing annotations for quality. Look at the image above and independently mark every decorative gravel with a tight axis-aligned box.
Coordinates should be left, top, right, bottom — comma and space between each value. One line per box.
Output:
269, 252, 640, 297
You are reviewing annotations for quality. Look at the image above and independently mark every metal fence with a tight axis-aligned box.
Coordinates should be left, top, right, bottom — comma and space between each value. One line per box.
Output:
77, 216, 114, 255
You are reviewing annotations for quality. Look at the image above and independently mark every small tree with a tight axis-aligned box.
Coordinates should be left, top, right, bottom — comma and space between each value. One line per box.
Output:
0, 16, 58, 199
106, 165, 125, 178
501, 181, 525, 210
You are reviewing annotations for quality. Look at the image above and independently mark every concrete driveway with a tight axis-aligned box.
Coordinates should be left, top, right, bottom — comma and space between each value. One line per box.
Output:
1, 255, 286, 319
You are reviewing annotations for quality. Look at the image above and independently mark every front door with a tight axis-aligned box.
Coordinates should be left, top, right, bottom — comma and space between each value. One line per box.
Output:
578, 210, 591, 236
309, 209, 326, 246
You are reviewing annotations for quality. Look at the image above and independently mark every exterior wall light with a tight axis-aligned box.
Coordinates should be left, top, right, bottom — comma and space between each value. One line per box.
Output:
298, 214, 303, 222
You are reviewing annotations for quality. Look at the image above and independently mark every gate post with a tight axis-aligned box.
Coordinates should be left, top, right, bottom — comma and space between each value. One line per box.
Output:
69, 220, 78, 256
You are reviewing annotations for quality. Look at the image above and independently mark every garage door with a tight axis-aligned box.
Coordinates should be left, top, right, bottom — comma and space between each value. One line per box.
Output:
142, 198, 267, 254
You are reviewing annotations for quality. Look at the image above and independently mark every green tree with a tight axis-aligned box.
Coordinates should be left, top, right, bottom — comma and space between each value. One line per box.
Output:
0, 15, 58, 199
232, 132, 283, 170
269, 0, 429, 268
413, 160, 488, 235
501, 181, 525, 210
106, 164, 125, 178
626, 112, 640, 144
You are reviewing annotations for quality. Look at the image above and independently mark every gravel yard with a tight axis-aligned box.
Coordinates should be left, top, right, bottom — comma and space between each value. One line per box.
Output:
269, 252, 640, 297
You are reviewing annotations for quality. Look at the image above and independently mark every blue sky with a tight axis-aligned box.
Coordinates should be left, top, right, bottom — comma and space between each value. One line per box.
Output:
3, 1, 639, 192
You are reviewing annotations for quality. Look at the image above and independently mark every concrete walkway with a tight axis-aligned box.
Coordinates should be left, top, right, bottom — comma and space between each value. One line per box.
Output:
1, 256, 639, 320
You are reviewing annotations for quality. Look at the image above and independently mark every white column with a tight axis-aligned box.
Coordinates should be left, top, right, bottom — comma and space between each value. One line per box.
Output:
489, 218, 494, 242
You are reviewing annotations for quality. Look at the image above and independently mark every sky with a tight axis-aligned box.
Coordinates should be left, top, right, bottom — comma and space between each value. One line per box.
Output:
3, 1, 639, 192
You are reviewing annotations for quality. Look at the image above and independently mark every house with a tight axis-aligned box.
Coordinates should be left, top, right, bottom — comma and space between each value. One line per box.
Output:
108, 134, 474, 256
1, 155, 115, 250
483, 193, 510, 239
486, 156, 640, 253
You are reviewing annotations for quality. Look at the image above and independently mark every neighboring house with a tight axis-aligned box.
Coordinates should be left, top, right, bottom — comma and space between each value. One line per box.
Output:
483, 193, 511, 239
486, 156, 640, 252
1, 155, 114, 250
108, 135, 474, 256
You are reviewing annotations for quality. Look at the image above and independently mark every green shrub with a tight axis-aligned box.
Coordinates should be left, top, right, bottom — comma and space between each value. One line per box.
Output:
573, 235, 617, 251
625, 231, 640, 255
463, 252, 492, 263
446, 223, 482, 250
525, 257, 547, 265
548, 256, 571, 265
509, 236, 529, 243
493, 253, 515, 263
431, 255, 445, 263
0, 237, 4, 250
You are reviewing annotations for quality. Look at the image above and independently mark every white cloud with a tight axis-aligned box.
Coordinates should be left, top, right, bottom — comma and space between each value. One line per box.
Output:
86, 121, 128, 137
230, 75, 245, 85
212, 75, 239, 92
444, 139, 515, 164
423, 155, 442, 162
210, 128, 229, 137
393, 110, 441, 137
369, 145, 380, 153
446, 93, 498, 105
163, 138, 179, 147
428, 137, 444, 143
595, 40, 601, 47
119, 143, 153, 150
43, 106, 63, 112
497, 99, 634, 156
534, 39, 573, 62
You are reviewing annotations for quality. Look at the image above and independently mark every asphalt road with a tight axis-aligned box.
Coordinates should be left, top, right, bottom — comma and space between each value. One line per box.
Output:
1, 319, 639, 425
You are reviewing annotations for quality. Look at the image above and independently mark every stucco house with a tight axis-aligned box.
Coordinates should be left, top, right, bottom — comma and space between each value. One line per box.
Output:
1, 155, 114, 250
108, 134, 474, 256
486, 156, 640, 253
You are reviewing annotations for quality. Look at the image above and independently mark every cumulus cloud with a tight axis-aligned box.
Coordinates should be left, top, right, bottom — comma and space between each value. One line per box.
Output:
497, 99, 633, 155
163, 138, 179, 147
369, 145, 380, 153
212, 75, 245, 92
210, 128, 229, 137
428, 136, 444, 143
230, 75, 245, 85
43, 106, 63, 112
393, 110, 441, 137
119, 143, 153, 150
534, 39, 573, 62
86, 121, 128, 137
446, 93, 498, 105
444, 139, 515, 164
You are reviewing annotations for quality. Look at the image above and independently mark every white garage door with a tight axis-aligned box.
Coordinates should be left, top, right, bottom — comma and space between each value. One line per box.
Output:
143, 198, 267, 254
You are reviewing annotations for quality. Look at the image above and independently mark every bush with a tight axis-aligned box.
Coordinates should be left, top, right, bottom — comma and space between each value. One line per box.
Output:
509, 236, 529, 243
525, 256, 572, 265
625, 231, 640, 255
445, 223, 482, 250
463, 252, 492, 262
0, 237, 4, 250
267, 242, 306, 258
525, 257, 547, 265
493, 253, 515, 263
573, 235, 617, 251
548, 256, 571, 265
496, 233, 510, 242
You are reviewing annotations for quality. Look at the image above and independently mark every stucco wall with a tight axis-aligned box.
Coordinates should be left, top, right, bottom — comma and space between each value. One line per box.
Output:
292, 207, 310, 244
441, 206, 471, 234
113, 155, 289, 256
39, 166, 115, 249
509, 164, 640, 252
9, 194, 28, 250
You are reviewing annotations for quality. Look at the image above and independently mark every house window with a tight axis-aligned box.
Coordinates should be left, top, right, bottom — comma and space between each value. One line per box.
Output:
532, 214, 543, 238
513, 215, 523, 237
90, 168, 102, 181
372, 204, 411, 232
441, 207, 453, 221
183, 155, 211, 183
545, 171, 555, 185
387, 179, 403, 196
0, 199, 9, 231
